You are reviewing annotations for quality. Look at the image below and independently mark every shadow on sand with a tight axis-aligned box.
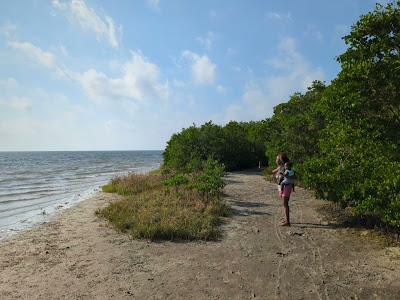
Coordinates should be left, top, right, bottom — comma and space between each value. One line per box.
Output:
230, 200, 268, 208
229, 199, 271, 217
291, 222, 336, 229
230, 208, 271, 217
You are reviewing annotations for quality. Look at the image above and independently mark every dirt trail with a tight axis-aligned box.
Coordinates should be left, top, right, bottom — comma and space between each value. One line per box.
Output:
1, 170, 400, 299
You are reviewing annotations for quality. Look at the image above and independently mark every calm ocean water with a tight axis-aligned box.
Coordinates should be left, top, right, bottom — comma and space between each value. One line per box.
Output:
0, 151, 163, 240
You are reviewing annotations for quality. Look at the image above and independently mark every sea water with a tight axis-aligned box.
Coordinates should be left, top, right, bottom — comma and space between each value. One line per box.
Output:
0, 151, 163, 240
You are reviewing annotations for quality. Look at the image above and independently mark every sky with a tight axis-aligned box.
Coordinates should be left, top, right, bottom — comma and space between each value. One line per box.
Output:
0, 0, 393, 151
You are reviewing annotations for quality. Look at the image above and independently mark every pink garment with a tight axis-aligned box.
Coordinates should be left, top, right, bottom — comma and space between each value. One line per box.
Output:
279, 184, 292, 199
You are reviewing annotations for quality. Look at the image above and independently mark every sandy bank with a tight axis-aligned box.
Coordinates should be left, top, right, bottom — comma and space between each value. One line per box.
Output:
1, 170, 400, 299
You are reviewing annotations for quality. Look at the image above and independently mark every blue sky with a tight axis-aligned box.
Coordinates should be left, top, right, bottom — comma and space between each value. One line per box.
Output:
0, 0, 392, 151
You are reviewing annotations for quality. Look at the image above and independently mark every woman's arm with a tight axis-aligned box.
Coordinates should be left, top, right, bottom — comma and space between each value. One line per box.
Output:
272, 167, 280, 174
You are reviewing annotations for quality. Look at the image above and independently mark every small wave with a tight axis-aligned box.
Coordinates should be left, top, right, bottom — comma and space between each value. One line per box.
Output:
0, 187, 60, 198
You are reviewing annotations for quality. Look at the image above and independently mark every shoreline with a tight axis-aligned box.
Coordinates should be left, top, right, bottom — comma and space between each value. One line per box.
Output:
1, 171, 400, 299
0, 159, 162, 242
0, 191, 116, 244
0, 188, 102, 242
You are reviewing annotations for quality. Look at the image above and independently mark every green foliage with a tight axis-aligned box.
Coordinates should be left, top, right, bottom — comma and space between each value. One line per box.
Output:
264, 80, 326, 168
98, 166, 229, 241
163, 173, 189, 189
102, 173, 162, 195
163, 121, 267, 172
163, 122, 224, 171
97, 187, 227, 241
301, 2, 400, 228
190, 158, 226, 200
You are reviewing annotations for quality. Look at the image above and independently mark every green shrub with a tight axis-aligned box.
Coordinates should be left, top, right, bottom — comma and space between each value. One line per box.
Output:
163, 121, 267, 172
98, 164, 229, 241
97, 188, 228, 240
102, 172, 162, 195
190, 159, 226, 201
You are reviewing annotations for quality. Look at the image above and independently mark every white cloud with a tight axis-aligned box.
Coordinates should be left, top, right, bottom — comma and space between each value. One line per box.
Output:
0, 87, 135, 151
266, 11, 292, 21
224, 37, 324, 122
182, 50, 216, 85
147, 0, 160, 10
196, 31, 217, 50
9, 38, 168, 104
51, 0, 121, 49
8, 41, 68, 78
8, 41, 56, 68
77, 51, 169, 103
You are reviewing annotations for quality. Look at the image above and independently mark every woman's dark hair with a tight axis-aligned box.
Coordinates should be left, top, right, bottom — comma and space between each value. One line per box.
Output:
276, 152, 290, 166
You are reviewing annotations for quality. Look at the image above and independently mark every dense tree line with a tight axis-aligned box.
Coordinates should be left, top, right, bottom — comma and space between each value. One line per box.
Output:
163, 2, 400, 228
163, 121, 268, 171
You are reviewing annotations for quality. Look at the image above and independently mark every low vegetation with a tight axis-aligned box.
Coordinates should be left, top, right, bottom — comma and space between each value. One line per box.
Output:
97, 160, 230, 241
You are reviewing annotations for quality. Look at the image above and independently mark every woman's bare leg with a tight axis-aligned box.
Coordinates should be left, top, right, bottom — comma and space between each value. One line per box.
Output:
281, 196, 290, 226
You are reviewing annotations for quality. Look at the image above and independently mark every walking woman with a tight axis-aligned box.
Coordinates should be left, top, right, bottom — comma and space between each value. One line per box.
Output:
271, 153, 292, 226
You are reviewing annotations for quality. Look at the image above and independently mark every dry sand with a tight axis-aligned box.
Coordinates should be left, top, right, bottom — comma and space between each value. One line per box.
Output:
1, 170, 400, 299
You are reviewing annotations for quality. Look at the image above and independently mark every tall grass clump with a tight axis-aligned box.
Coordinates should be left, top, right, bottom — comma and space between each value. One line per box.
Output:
97, 159, 230, 241
102, 171, 162, 195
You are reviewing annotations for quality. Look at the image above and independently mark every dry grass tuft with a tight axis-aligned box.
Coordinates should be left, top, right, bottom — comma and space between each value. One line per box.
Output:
98, 170, 230, 241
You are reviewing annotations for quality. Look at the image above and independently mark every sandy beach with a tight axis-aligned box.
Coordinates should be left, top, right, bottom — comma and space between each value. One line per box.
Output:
1, 170, 400, 299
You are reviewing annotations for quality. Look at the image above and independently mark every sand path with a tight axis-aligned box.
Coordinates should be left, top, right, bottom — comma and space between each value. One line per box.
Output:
1, 170, 400, 299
